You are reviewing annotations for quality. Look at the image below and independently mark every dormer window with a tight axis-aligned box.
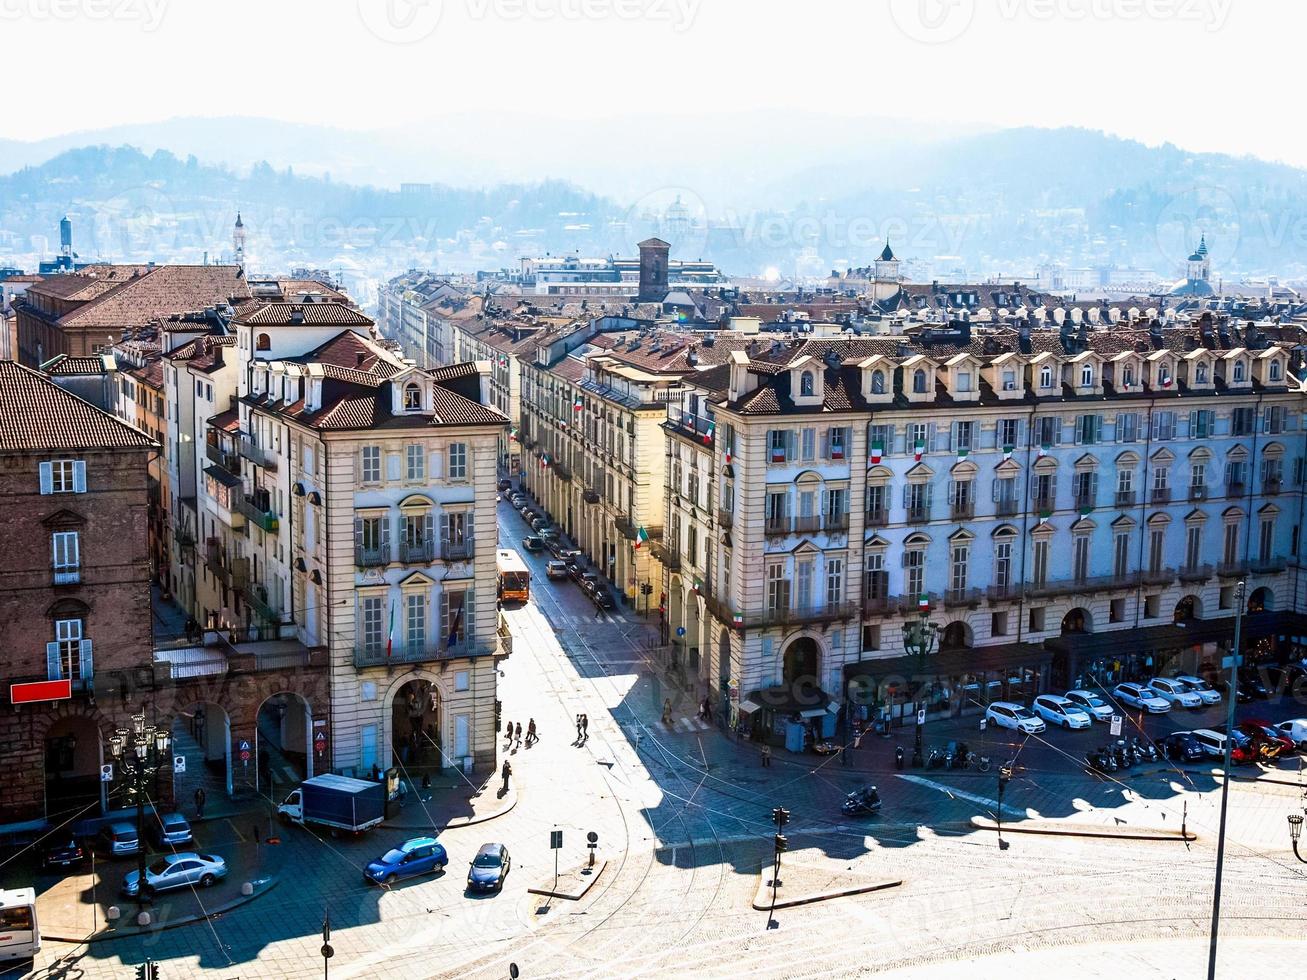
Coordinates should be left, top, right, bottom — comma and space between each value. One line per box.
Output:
1232, 360, 1246, 383
1080, 365, 1094, 388
912, 369, 927, 394
1122, 366, 1135, 387
1039, 365, 1053, 389
957, 371, 972, 393
1195, 363, 1209, 384
1002, 369, 1017, 391
1158, 365, 1172, 387
800, 371, 814, 397
256, 333, 271, 351
404, 382, 422, 411
1269, 359, 1282, 382
871, 370, 885, 395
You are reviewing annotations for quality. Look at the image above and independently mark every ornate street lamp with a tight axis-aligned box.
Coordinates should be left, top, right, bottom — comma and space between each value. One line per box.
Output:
107, 710, 171, 912
902, 602, 938, 766
1288, 813, 1307, 864
997, 762, 1014, 851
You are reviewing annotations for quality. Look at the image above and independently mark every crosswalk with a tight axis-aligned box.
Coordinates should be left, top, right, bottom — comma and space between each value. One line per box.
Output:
667, 715, 715, 734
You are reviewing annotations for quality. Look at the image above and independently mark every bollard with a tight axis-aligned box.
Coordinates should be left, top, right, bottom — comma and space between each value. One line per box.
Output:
241, 882, 254, 896
106, 905, 121, 921
137, 911, 152, 927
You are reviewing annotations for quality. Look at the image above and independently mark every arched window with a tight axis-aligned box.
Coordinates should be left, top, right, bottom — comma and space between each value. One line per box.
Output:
912, 369, 927, 394
1232, 360, 1246, 382
1080, 364, 1094, 387
800, 372, 814, 397
871, 370, 885, 395
404, 383, 422, 411
1122, 365, 1135, 387
1195, 363, 1208, 384
256, 333, 271, 351
1039, 365, 1053, 389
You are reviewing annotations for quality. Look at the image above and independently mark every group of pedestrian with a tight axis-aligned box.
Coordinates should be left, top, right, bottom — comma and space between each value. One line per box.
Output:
503, 719, 538, 748
574, 713, 590, 743
697, 696, 713, 722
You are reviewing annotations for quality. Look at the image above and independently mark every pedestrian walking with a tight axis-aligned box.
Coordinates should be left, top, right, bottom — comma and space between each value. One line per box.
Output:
662, 699, 672, 726
505, 719, 513, 741
581, 714, 589, 737
527, 718, 537, 745
194, 787, 206, 819
576, 714, 583, 741
761, 744, 772, 768
501, 759, 512, 793
514, 722, 522, 747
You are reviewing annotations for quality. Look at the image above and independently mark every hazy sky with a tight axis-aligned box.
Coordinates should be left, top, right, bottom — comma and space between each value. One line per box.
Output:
5, 0, 1303, 165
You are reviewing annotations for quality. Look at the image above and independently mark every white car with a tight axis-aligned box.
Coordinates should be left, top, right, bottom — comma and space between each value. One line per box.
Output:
1174, 675, 1223, 706
1032, 694, 1092, 730
1064, 690, 1114, 722
1274, 718, 1307, 751
985, 701, 1046, 734
1112, 683, 1172, 714
1148, 677, 1205, 709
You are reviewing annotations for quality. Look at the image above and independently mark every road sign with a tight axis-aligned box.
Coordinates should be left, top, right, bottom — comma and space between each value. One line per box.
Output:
916, 708, 926, 726
100, 764, 113, 783
1110, 715, 1123, 736
979, 718, 987, 731
239, 738, 252, 763
586, 831, 598, 845
173, 755, 186, 774
313, 730, 327, 755
1221, 655, 1244, 669
550, 830, 563, 849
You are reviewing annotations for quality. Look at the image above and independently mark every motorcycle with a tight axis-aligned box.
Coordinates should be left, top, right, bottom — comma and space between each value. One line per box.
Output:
950, 741, 971, 769
1112, 741, 1132, 769
1085, 747, 1112, 774
965, 752, 991, 772
926, 747, 945, 769
841, 785, 883, 817
1134, 737, 1158, 763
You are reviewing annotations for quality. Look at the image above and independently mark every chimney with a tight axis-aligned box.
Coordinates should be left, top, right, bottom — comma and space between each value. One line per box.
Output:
1018, 319, 1032, 355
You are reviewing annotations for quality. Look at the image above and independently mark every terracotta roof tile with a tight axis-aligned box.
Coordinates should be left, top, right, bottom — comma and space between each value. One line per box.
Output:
0, 360, 156, 452
234, 301, 373, 327
58, 265, 248, 329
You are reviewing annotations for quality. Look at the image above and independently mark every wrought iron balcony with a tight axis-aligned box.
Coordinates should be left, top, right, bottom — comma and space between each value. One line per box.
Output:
354, 640, 496, 669
753, 601, 855, 628
53, 567, 81, 586
942, 587, 982, 609
861, 594, 893, 616
825, 513, 850, 532
238, 438, 278, 471
174, 523, 196, 550
614, 515, 638, 540
1151, 487, 1172, 504
1263, 478, 1283, 496
553, 462, 573, 482
1073, 494, 1095, 512
1115, 490, 1136, 507
865, 507, 889, 528
1178, 563, 1214, 583
240, 581, 281, 624
906, 505, 930, 525
1024, 573, 1140, 599
1217, 560, 1250, 578
205, 442, 242, 475
399, 539, 436, 564
356, 544, 391, 567
951, 502, 975, 521
1225, 481, 1246, 498
716, 508, 733, 529
236, 496, 279, 532
583, 489, 601, 505
995, 499, 1020, 517
441, 540, 473, 561
764, 516, 792, 537
1250, 556, 1288, 574
1033, 495, 1056, 513
1140, 567, 1176, 586
1188, 485, 1208, 502
987, 582, 1022, 602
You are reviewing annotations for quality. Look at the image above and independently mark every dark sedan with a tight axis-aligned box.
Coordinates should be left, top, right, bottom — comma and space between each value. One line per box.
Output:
466, 843, 511, 893
1156, 731, 1204, 763
41, 836, 86, 870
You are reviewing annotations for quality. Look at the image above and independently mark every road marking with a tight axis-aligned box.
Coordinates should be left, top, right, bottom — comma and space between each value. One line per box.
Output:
896, 773, 1024, 816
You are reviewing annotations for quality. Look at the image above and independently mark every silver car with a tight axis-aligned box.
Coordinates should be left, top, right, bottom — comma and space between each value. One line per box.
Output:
122, 852, 227, 897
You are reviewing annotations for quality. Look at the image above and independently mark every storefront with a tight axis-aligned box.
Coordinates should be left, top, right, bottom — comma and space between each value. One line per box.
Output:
841, 642, 1052, 728
740, 685, 839, 749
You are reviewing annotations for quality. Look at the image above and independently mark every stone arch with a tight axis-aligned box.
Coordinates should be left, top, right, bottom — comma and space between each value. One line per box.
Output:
1247, 586, 1274, 614
254, 690, 314, 797
172, 699, 233, 802
940, 620, 973, 650
782, 634, 822, 693
1174, 594, 1202, 623
383, 670, 444, 776
1061, 607, 1092, 634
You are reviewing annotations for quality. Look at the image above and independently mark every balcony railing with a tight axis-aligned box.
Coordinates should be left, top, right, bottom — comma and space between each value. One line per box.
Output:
861, 594, 893, 616
614, 515, 638, 541
1188, 485, 1208, 502
356, 544, 391, 567
825, 513, 850, 532
1225, 482, 1246, 498
1073, 494, 1095, 512
236, 496, 279, 532
399, 539, 436, 564
987, 582, 1021, 602
241, 582, 281, 624
1251, 556, 1288, 574
1033, 495, 1056, 513
583, 489, 601, 505
865, 507, 889, 527
717, 508, 733, 529
174, 524, 196, 550
906, 505, 930, 525
942, 587, 982, 609
354, 641, 497, 669
553, 462, 573, 482
441, 540, 473, 561
1151, 487, 1172, 504
1140, 566, 1176, 586
648, 539, 680, 570
951, 502, 975, 521
1178, 563, 1214, 583
1263, 478, 1283, 496
795, 515, 821, 533
1115, 490, 1136, 507
1217, 560, 1250, 578
995, 499, 1020, 517
753, 601, 855, 628
1025, 572, 1141, 598
238, 438, 278, 471
205, 442, 242, 475
764, 516, 792, 537
53, 567, 81, 586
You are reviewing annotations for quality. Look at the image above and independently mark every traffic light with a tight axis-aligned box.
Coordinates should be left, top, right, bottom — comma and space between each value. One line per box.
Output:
773, 833, 788, 853
771, 807, 790, 829
136, 962, 157, 980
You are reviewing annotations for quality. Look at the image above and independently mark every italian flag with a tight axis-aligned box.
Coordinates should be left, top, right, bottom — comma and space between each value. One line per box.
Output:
692, 577, 702, 593
1002, 445, 1014, 461
574, 395, 584, 412
385, 598, 395, 659
1038, 443, 1050, 459
913, 438, 925, 462
704, 420, 715, 445
869, 440, 883, 464
724, 447, 732, 464
956, 447, 969, 460
541, 453, 550, 468
635, 526, 649, 549
732, 611, 744, 628
917, 593, 930, 612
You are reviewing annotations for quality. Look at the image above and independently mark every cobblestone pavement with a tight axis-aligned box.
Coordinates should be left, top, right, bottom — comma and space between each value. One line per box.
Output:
14, 497, 1306, 978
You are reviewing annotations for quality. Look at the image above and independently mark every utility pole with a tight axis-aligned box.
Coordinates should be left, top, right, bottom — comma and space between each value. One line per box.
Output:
768, 807, 789, 929
1207, 580, 1245, 980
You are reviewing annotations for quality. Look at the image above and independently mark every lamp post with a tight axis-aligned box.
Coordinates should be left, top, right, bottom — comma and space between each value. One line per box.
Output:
1288, 813, 1307, 864
1207, 580, 1245, 980
902, 603, 938, 767
997, 762, 1013, 851
107, 710, 171, 912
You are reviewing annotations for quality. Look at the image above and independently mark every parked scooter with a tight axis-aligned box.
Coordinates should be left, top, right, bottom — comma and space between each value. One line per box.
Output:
841, 785, 883, 817
926, 747, 945, 769
1084, 746, 1112, 774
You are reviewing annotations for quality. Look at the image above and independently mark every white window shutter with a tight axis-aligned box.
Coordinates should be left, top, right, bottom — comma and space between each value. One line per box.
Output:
430, 449, 443, 480
947, 481, 957, 505
39, 462, 53, 495
423, 512, 434, 544
46, 642, 62, 680
381, 517, 391, 548
79, 639, 93, 679
467, 512, 475, 554
439, 513, 449, 550
354, 518, 363, 550
465, 589, 476, 644
73, 460, 86, 493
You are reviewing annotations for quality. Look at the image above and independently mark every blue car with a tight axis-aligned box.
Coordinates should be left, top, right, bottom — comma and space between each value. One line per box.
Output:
364, 836, 448, 886
466, 842, 511, 893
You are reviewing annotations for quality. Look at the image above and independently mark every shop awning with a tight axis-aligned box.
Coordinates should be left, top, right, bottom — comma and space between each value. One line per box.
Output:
1042, 612, 1296, 660
739, 699, 762, 714
842, 642, 1051, 687
202, 464, 242, 489
745, 685, 834, 715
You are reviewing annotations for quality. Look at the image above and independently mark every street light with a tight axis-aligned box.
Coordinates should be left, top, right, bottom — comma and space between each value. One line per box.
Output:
107, 710, 171, 913
1288, 814, 1307, 864
997, 763, 1013, 851
902, 605, 938, 767
1207, 580, 1245, 980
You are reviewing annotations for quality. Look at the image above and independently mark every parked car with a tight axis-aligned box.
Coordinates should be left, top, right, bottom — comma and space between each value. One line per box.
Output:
1148, 677, 1205, 709
1190, 728, 1257, 765
509, 494, 525, 508
555, 548, 582, 563
40, 836, 85, 870
364, 836, 448, 886
149, 812, 194, 848
1174, 675, 1223, 706
1032, 695, 1092, 730
579, 571, 603, 593
519, 504, 533, 519
592, 588, 616, 611
1207, 667, 1266, 701
122, 852, 227, 897
1228, 721, 1293, 759
984, 702, 1046, 734
1063, 690, 1115, 722
530, 518, 550, 533
1273, 718, 1307, 751
1112, 683, 1171, 714
545, 559, 569, 580
522, 536, 545, 552
1157, 731, 1205, 763
95, 822, 141, 858
566, 560, 588, 583
497, 479, 513, 492
539, 528, 559, 543
466, 843, 511, 893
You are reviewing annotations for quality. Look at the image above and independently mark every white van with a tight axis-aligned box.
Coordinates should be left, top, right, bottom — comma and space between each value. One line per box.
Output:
0, 887, 39, 962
